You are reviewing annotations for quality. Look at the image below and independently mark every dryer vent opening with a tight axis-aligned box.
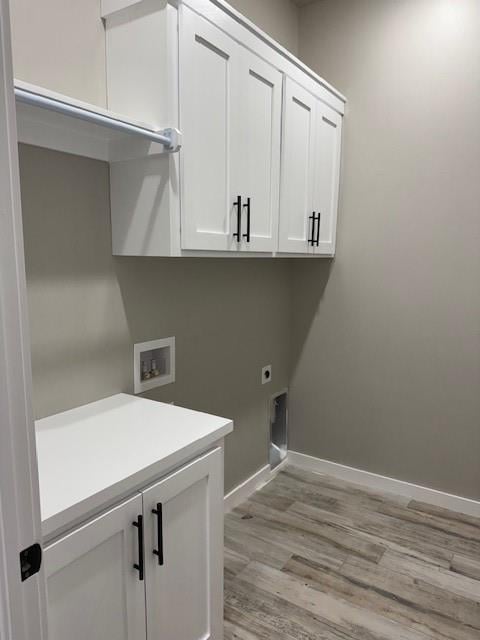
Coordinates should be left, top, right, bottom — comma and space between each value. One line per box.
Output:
270, 391, 288, 470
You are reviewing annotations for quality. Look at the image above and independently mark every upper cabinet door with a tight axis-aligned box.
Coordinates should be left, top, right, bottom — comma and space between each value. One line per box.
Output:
44, 495, 146, 640
237, 50, 282, 253
143, 447, 224, 640
180, 6, 241, 251
278, 78, 317, 254
312, 102, 342, 256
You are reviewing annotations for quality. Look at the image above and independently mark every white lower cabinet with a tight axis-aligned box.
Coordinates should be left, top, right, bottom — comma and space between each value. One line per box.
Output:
144, 447, 223, 640
45, 447, 223, 640
45, 494, 145, 640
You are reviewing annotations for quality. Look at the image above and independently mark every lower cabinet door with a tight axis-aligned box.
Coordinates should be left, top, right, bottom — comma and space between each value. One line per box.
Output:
143, 447, 224, 640
44, 494, 146, 640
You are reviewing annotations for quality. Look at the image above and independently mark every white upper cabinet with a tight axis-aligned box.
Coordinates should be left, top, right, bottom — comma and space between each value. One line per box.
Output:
179, 7, 282, 253
180, 7, 241, 252
103, 0, 345, 257
312, 102, 342, 256
278, 78, 318, 254
279, 78, 343, 256
237, 50, 282, 253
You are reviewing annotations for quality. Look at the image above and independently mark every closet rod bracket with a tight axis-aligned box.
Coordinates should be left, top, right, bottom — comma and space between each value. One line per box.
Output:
160, 127, 182, 153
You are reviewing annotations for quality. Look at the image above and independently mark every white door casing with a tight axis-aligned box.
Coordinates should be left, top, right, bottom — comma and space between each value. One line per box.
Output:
0, 0, 49, 638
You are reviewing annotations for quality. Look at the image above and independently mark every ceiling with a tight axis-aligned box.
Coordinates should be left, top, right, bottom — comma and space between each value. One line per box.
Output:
292, 0, 321, 6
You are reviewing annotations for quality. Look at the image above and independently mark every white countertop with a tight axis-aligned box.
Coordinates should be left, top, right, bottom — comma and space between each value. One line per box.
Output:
36, 394, 233, 539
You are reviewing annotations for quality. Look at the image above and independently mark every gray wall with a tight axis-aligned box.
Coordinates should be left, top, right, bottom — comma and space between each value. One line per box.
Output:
10, 0, 298, 105
291, 0, 480, 499
15, 0, 480, 501
15, 0, 299, 493
20, 145, 292, 493
228, 0, 298, 54
10, 0, 106, 105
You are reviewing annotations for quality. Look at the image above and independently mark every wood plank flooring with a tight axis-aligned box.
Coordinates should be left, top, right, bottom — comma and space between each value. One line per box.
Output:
224, 466, 480, 640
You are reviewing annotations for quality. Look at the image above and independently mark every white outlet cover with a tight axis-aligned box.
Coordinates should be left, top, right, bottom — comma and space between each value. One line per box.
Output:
262, 365, 272, 385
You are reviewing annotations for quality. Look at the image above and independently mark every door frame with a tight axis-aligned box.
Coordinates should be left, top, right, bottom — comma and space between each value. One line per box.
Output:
0, 0, 48, 638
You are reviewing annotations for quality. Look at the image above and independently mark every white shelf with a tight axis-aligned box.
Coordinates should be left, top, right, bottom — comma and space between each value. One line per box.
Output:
15, 80, 181, 161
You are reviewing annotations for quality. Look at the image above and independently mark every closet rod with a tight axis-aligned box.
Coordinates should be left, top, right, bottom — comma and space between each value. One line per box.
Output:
14, 86, 178, 149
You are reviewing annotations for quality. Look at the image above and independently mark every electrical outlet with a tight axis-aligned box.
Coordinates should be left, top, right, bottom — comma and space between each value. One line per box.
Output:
261, 365, 272, 385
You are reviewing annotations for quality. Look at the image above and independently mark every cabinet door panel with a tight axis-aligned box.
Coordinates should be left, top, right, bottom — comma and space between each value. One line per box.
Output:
239, 51, 282, 252
313, 103, 342, 255
44, 495, 145, 640
278, 78, 317, 254
143, 447, 223, 640
180, 6, 240, 251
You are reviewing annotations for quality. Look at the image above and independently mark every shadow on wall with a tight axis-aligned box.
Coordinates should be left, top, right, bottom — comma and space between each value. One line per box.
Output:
110, 154, 173, 256
113, 256, 293, 492
20, 145, 133, 418
20, 144, 292, 494
290, 258, 333, 377
113, 257, 290, 407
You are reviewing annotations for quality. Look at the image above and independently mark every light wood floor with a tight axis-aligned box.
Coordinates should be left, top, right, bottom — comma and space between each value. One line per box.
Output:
224, 466, 480, 640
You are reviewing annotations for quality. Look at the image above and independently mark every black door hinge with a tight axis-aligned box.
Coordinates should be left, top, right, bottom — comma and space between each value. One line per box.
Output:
20, 543, 42, 582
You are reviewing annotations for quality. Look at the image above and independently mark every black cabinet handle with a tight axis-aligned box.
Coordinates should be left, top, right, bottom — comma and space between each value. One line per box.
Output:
308, 213, 316, 246
133, 515, 144, 581
233, 196, 242, 241
315, 212, 321, 246
243, 197, 251, 243
152, 503, 164, 566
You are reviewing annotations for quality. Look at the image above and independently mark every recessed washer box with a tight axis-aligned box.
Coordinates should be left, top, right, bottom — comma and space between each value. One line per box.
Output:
134, 337, 175, 394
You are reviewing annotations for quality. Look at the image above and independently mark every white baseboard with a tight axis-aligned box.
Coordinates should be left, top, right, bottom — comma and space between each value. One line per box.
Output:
224, 451, 480, 519
288, 451, 480, 519
224, 458, 288, 513
224, 464, 270, 512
